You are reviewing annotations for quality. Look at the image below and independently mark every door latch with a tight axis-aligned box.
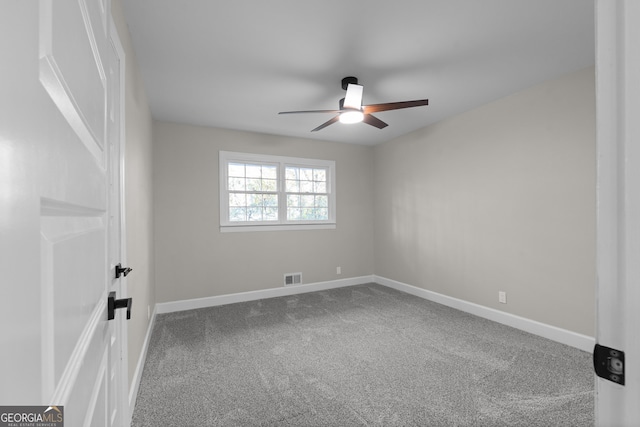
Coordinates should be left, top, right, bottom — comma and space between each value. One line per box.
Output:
108, 291, 132, 320
115, 263, 132, 279
593, 344, 625, 385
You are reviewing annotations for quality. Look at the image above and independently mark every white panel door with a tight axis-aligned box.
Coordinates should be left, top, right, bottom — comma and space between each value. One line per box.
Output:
0, 1, 128, 426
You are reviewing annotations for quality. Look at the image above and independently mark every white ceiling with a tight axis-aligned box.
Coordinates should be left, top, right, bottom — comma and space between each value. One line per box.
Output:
122, 1, 594, 146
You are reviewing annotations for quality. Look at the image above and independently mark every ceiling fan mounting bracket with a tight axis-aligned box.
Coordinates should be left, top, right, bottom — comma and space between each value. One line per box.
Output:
341, 76, 358, 90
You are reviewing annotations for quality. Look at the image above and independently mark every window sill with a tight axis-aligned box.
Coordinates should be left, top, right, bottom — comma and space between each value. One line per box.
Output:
220, 223, 336, 233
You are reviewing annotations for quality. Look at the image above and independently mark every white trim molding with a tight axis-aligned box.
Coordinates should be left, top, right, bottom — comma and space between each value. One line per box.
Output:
374, 275, 595, 353
128, 304, 157, 418
595, 0, 640, 424
151, 274, 594, 352
156, 275, 375, 314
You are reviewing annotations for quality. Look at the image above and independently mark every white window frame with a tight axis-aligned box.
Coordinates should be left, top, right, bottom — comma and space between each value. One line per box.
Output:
219, 151, 336, 232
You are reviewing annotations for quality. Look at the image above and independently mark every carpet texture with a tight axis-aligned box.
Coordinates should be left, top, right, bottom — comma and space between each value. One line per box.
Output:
132, 283, 594, 426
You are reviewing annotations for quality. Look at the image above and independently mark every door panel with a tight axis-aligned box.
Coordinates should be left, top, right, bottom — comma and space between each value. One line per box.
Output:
0, 0, 127, 425
40, 209, 105, 388
62, 318, 108, 427
83, 349, 108, 427
40, 0, 107, 164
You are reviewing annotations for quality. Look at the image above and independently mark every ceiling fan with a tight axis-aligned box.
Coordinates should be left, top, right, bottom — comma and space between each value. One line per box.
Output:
279, 76, 429, 132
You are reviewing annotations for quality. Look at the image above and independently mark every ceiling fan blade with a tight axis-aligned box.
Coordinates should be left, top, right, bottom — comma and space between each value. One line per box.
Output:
279, 109, 341, 115
362, 114, 388, 129
343, 83, 363, 109
311, 115, 340, 132
363, 99, 429, 114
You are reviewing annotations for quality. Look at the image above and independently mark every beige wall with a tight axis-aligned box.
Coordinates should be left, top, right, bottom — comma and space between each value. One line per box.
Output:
111, 0, 155, 390
153, 122, 374, 303
373, 67, 596, 336
152, 68, 595, 337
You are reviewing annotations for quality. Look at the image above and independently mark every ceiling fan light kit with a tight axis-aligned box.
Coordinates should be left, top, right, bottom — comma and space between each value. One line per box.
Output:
279, 76, 429, 132
339, 110, 364, 124
343, 82, 363, 109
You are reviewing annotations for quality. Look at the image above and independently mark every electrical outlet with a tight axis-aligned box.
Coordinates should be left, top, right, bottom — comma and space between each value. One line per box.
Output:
336, 266, 341, 275
498, 291, 507, 304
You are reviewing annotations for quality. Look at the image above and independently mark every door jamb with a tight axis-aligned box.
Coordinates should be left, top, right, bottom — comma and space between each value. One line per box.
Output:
109, 14, 130, 425
595, 1, 640, 424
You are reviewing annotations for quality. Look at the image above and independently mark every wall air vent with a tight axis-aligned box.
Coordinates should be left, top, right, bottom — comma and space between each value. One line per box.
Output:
284, 273, 302, 286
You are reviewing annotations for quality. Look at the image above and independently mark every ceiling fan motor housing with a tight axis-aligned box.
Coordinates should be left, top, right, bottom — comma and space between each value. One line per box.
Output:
341, 76, 358, 90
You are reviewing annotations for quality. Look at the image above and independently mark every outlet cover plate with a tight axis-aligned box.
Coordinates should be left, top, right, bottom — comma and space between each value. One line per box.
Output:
498, 291, 507, 304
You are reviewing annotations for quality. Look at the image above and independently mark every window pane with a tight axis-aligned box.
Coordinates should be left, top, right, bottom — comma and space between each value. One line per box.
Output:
300, 180, 313, 193
287, 207, 301, 220
301, 195, 315, 207
228, 163, 245, 177
285, 167, 298, 180
264, 194, 278, 206
314, 182, 326, 193
247, 207, 263, 221
286, 194, 329, 221
263, 165, 277, 179
229, 177, 245, 191
264, 207, 278, 221
285, 165, 327, 195
300, 168, 313, 181
263, 179, 277, 191
245, 164, 262, 178
301, 208, 315, 219
315, 208, 328, 220
229, 193, 246, 207
286, 179, 299, 192
246, 178, 261, 191
228, 163, 279, 192
248, 194, 263, 207
228, 195, 279, 222
229, 207, 246, 222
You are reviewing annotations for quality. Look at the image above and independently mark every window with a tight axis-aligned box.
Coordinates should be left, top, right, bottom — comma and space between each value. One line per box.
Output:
220, 151, 336, 231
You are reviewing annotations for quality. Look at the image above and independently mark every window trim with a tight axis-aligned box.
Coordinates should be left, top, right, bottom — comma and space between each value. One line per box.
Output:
219, 151, 336, 232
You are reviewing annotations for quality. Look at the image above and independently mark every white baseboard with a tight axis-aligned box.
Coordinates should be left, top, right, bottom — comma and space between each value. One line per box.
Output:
374, 275, 595, 352
128, 305, 157, 422
153, 275, 594, 351
156, 275, 376, 314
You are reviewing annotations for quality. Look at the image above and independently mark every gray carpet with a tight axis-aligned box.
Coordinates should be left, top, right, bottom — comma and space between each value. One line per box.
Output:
132, 283, 594, 426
